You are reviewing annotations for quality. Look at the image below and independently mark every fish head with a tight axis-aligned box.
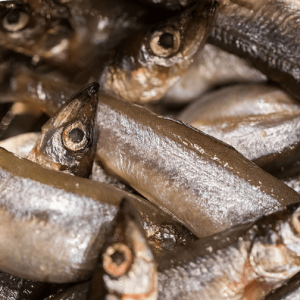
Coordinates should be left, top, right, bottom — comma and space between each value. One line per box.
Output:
0, 0, 73, 66
101, 0, 218, 102
27, 82, 99, 177
249, 203, 300, 282
88, 199, 157, 300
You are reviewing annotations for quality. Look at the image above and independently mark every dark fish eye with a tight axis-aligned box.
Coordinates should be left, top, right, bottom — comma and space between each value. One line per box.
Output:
68, 128, 84, 144
158, 32, 174, 49
2, 9, 29, 32
150, 27, 180, 58
62, 121, 88, 151
103, 243, 132, 277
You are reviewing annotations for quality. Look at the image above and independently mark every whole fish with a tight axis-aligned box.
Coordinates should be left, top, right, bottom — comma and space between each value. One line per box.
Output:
0, 147, 195, 283
157, 203, 300, 299
178, 84, 300, 174
265, 271, 300, 300
0, 0, 158, 70
27, 83, 99, 177
163, 44, 266, 105
88, 199, 157, 300
99, 0, 218, 103
96, 92, 300, 238
209, 0, 300, 100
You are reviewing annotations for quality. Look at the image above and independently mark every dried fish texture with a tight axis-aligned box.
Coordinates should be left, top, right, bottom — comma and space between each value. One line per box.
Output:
96, 92, 300, 238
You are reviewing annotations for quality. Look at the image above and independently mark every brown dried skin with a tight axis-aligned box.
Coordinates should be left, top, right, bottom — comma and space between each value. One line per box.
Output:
96, 92, 300, 238
157, 203, 300, 300
88, 199, 157, 300
100, 0, 218, 103
209, 0, 300, 101
0, 147, 195, 283
178, 84, 300, 174
27, 82, 99, 178
163, 44, 266, 105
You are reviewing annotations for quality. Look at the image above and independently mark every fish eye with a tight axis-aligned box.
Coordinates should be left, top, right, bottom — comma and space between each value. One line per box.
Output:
2, 8, 29, 32
150, 27, 180, 58
291, 209, 300, 234
62, 121, 88, 151
103, 243, 132, 278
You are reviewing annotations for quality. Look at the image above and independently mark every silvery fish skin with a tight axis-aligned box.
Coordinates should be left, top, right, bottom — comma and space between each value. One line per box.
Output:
0, 0, 155, 70
96, 92, 300, 238
99, 0, 218, 103
209, 0, 300, 100
163, 44, 266, 105
0, 147, 195, 283
179, 84, 300, 174
265, 271, 300, 300
179, 83, 300, 123
27, 83, 99, 177
88, 199, 157, 300
158, 203, 300, 300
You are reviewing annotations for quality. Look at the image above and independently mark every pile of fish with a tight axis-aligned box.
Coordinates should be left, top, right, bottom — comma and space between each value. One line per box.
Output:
1, 0, 300, 299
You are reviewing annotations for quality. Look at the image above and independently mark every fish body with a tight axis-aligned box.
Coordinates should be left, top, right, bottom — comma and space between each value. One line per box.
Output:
209, 0, 300, 100
158, 203, 300, 299
163, 44, 266, 105
96, 92, 300, 238
44, 282, 89, 300
27, 83, 99, 177
100, 0, 218, 103
0, 147, 194, 283
179, 84, 300, 173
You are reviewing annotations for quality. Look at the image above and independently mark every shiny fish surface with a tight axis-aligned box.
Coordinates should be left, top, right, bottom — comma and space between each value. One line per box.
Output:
157, 203, 300, 299
99, 0, 218, 103
28, 83, 99, 177
88, 199, 157, 300
0, 148, 195, 283
179, 83, 300, 123
209, 0, 300, 100
163, 44, 266, 105
96, 92, 300, 238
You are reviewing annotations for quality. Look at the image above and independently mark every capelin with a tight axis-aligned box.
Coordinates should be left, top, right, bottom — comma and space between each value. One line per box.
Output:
27, 82, 99, 178
0, 0, 74, 67
88, 199, 157, 300
249, 203, 300, 283
100, 0, 219, 103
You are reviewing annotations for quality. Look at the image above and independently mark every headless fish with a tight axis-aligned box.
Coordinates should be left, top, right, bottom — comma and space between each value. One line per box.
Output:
158, 203, 300, 299
88, 199, 157, 300
209, 0, 300, 101
27, 83, 99, 177
0, 147, 195, 283
163, 44, 266, 105
179, 84, 300, 174
99, 0, 218, 103
96, 92, 300, 238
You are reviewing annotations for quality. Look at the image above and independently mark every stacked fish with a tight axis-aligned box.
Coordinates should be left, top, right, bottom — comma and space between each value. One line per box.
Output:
0, 0, 300, 299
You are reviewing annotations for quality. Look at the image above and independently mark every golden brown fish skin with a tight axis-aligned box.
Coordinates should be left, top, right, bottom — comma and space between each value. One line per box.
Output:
100, 0, 219, 103
157, 203, 300, 300
88, 199, 157, 300
209, 0, 300, 100
0, 147, 195, 283
96, 92, 300, 238
27, 83, 99, 178
163, 44, 266, 105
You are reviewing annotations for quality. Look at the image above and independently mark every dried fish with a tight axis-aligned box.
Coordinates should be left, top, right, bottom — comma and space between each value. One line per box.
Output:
158, 203, 300, 299
27, 83, 99, 177
0, 147, 195, 283
96, 92, 300, 238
